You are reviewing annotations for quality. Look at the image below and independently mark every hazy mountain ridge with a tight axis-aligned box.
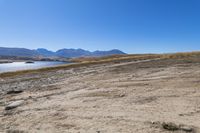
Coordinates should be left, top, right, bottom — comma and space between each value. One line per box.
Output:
36, 48, 56, 57
56, 48, 91, 57
0, 47, 39, 57
0, 47, 126, 58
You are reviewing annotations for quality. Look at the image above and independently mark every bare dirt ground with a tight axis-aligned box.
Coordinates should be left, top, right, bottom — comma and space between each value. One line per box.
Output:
1, 58, 200, 133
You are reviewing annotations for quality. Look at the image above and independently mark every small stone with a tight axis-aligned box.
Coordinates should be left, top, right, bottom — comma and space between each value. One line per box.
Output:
6, 90, 23, 95
119, 93, 125, 97
151, 121, 156, 124
162, 122, 179, 131
5, 100, 24, 110
150, 121, 161, 128
180, 125, 193, 132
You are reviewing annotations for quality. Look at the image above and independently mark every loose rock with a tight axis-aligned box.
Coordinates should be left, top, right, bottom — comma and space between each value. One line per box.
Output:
162, 122, 179, 131
119, 93, 126, 97
5, 100, 24, 110
180, 125, 193, 132
7, 90, 23, 95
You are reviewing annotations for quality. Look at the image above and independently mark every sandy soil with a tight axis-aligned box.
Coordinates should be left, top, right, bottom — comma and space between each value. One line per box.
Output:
0, 58, 200, 133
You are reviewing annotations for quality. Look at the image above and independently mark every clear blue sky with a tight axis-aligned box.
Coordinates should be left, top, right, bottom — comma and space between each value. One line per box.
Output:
0, 0, 200, 53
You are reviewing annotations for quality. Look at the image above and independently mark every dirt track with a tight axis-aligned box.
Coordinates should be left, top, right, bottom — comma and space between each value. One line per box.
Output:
1, 58, 200, 133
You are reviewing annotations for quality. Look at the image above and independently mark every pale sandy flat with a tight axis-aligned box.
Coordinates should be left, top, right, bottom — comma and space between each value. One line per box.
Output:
1, 58, 200, 133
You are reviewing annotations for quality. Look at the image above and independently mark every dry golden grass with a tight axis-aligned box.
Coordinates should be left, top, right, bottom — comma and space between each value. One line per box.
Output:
71, 51, 200, 63
70, 54, 161, 63
162, 51, 200, 59
1, 51, 200, 78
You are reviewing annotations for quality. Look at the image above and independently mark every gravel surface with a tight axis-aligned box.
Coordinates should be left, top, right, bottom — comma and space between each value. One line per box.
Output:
0, 58, 200, 133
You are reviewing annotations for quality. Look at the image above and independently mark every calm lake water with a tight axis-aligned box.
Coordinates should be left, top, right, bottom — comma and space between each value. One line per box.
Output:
0, 61, 68, 73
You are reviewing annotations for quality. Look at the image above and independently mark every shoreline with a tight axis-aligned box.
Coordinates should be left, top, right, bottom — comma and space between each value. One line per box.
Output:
0, 61, 73, 76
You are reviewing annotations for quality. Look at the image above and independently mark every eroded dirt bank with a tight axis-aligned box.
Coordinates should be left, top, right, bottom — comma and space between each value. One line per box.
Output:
1, 58, 200, 133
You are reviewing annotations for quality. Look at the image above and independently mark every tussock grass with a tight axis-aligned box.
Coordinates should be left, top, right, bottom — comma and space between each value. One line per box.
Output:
70, 54, 161, 63
162, 51, 200, 59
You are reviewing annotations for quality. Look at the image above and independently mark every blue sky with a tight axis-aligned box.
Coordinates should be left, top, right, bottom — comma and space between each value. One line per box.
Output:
0, 0, 200, 53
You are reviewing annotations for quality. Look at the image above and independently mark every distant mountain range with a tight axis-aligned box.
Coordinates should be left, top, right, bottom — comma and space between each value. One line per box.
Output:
0, 47, 126, 58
